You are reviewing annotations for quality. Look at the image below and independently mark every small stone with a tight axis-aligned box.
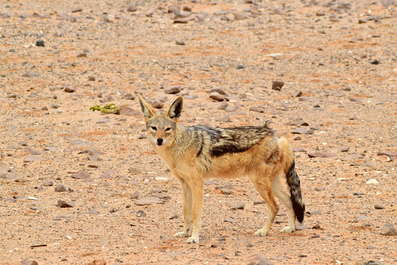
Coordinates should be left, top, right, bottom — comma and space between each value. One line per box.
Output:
24, 146, 44, 155
380, 223, 397, 236
235, 12, 248, 20
358, 18, 368, 24
54, 185, 67, 192
36, 39, 45, 47
209, 92, 225, 101
210, 87, 227, 95
127, 4, 137, 12
131, 191, 140, 199
293, 147, 307, 153
175, 40, 185, 45
22, 72, 40, 78
87, 259, 106, 265
100, 172, 112, 179
168, 5, 181, 13
43, 180, 53, 187
24, 155, 42, 162
291, 128, 314, 135
292, 91, 303, 97
218, 102, 228, 110
151, 99, 164, 109
165, 86, 182, 94
308, 152, 337, 158
77, 52, 87, 58
6, 173, 22, 182
72, 171, 90, 179
135, 197, 160, 206
272, 80, 284, 91
119, 105, 140, 116
0, 162, 9, 177
64, 86, 76, 93
236, 65, 245, 69
71, 7, 83, 13
249, 107, 265, 113
369, 59, 379, 65
340, 147, 350, 152
224, 218, 235, 223
123, 93, 135, 100
374, 203, 384, 209
231, 204, 245, 210
366, 179, 378, 185
20, 261, 39, 265
315, 187, 325, 191
58, 200, 74, 208
377, 151, 397, 157
248, 254, 274, 265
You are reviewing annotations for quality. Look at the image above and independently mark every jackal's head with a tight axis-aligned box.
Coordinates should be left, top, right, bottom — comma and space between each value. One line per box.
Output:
137, 94, 183, 147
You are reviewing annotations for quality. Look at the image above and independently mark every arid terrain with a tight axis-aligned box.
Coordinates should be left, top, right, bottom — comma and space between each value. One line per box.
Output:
1, 0, 397, 264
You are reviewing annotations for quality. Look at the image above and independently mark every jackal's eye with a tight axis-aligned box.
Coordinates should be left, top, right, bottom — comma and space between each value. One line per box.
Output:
165, 127, 171, 132
150, 126, 157, 131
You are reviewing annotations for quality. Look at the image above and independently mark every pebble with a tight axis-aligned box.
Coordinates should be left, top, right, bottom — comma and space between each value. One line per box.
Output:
6, 173, 22, 182
58, 200, 74, 208
165, 86, 182, 94
24, 155, 42, 162
218, 102, 228, 110
308, 152, 337, 158
231, 204, 245, 210
55, 185, 67, 192
119, 105, 140, 116
127, 4, 137, 12
20, 261, 39, 265
71, 170, 90, 179
168, 5, 180, 13
374, 203, 384, 209
210, 87, 227, 95
224, 218, 236, 223
380, 223, 397, 236
272, 80, 284, 91
87, 259, 106, 265
292, 147, 307, 153
135, 196, 160, 206
0, 162, 9, 177
43, 180, 53, 186
22, 72, 40, 78
249, 107, 264, 113
63, 86, 76, 93
209, 92, 226, 101
175, 40, 186, 45
36, 39, 45, 47
248, 254, 274, 265
291, 128, 314, 135
24, 146, 44, 155
377, 151, 397, 157
366, 179, 378, 185
342, 153, 363, 161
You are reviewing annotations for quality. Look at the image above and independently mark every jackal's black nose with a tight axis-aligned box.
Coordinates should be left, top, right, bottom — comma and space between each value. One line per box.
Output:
156, 138, 163, 145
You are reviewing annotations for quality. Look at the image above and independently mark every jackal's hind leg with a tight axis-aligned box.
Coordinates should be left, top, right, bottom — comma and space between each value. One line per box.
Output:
250, 174, 279, 237
273, 179, 296, 233
186, 180, 204, 243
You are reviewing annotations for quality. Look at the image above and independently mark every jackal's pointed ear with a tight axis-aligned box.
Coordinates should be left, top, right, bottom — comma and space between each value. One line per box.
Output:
165, 96, 183, 120
137, 94, 156, 121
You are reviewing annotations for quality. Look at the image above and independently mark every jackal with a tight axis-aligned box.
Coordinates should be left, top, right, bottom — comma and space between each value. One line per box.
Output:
138, 95, 305, 243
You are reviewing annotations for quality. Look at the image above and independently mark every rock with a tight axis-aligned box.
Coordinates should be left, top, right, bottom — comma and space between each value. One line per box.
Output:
210, 87, 227, 95
36, 39, 45, 47
168, 5, 181, 13
135, 196, 160, 206
123, 93, 135, 100
43, 180, 53, 186
224, 218, 235, 222
55, 185, 67, 192
77, 52, 87, 58
71, 171, 90, 179
296, 223, 311, 230
58, 200, 74, 208
209, 92, 226, 101
236, 65, 245, 69
100, 172, 112, 179
380, 223, 397, 236
24, 155, 42, 162
131, 191, 140, 199
231, 204, 245, 210
377, 151, 397, 157
292, 91, 303, 97
340, 147, 350, 152
151, 99, 164, 109
20, 261, 39, 265
24, 146, 44, 155
218, 101, 228, 110
358, 18, 368, 24
6, 173, 22, 181
174, 14, 196, 23
248, 254, 274, 265
88, 259, 106, 265
315, 187, 325, 191
366, 179, 378, 185
308, 152, 337, 158
119, 105, 140, 116
175, 40, 185, 45
291, 128, 314, 135
293, 147, 307, 153
127, 4, 137, 12
128, 167, 142, 175
22, 72, 40, 78
63, 86, 76, 93
71, 7, 82, 13
249, 107, 265, 113
165, 86, 182, 94
0, 162, 9, 177
355, 260, 384, 265
235, 12, 248, 20
374, 203, 384, 209
286, 120, 309, 126
272, 80, 284, 91
342, 153, 363, 161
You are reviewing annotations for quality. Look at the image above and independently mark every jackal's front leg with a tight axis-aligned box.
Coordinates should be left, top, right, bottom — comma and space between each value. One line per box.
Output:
186, 180, 204, 244
174, 178, 192, 238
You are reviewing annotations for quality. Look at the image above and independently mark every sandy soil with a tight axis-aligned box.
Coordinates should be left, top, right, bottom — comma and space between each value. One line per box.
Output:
1, 0, 397, 264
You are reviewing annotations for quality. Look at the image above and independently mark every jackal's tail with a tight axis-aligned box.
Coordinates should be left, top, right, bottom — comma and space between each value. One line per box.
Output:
280, 137, 305, 223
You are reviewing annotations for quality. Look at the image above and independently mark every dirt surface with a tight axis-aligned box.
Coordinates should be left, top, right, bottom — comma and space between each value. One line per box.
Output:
1, 0, 397, 264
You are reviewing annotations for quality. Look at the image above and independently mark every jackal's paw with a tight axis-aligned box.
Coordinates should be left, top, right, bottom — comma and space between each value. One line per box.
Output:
186, 236, 199, 244
280, 226, 295, 233
174, 231, 189, 238
254, 229, 269, 237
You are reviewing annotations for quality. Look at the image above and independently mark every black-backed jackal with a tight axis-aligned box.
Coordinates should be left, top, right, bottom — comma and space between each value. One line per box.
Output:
138, 95, 305, 243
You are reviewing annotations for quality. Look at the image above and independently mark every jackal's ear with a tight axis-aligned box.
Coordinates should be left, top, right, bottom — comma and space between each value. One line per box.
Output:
137, 94, 156, 120
165, 96, 183, 120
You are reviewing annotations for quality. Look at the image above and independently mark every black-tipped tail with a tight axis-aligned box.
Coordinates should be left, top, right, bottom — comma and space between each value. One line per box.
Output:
286, 160, 305, 223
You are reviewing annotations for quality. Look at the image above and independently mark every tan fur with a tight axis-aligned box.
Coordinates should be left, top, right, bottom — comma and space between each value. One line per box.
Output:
138, 95, 304, 243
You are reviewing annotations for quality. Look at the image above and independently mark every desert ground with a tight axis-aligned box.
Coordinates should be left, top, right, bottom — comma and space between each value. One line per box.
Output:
1, 0, 397, 264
